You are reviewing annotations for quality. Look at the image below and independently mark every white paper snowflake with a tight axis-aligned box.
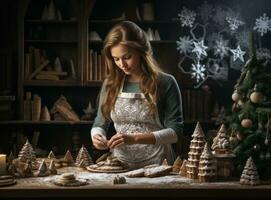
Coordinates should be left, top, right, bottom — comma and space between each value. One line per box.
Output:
192, 40, 208, 59
176, 36, 194, 55
214, 38, 229, 59
230, 45, 246, 62
191, 61, 206, 82
177, 7, 196, 28
226, 16, 245, 31
207, 58, 229, 81
256, 48, 271, 61
213, 7, 235, 27
197, 1, 213, 23
254, 13, 271, 36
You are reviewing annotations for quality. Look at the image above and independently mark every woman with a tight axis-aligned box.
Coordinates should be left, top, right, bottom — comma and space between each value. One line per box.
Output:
91, 21, 183, 169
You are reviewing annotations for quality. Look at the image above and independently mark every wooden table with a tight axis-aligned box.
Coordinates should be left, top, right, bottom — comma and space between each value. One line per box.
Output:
0, 167, 270, 199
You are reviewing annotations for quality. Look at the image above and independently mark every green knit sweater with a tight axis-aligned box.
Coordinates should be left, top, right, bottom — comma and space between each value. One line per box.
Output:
92, 72, 184, 139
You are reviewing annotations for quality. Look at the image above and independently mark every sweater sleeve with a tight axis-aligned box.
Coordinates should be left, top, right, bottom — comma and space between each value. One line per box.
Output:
153, 74, 184, 144
90, 79, 111, 140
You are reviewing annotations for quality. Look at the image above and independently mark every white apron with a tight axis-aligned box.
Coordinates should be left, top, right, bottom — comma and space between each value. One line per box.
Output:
110, 80, 174, 169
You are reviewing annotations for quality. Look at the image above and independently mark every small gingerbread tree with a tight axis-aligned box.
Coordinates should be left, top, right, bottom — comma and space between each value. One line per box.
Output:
186, 122, 206, 179
240, 157, 260, 185
75, 145, 93, 167
211, 124, 231, 154
18, 139, 36, 163
198, 143, 217, 182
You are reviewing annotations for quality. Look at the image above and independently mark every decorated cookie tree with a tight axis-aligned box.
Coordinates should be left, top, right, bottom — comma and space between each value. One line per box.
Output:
75, 145, 93, 168
186, 122, 206, 179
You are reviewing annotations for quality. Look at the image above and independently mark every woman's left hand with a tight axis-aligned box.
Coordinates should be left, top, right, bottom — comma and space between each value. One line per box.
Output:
107, 133, 135, 149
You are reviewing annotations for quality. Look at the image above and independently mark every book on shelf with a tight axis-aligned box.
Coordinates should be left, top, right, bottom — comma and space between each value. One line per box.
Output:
29, 59, 50, 80
98, 54, 102, 80
24, 53, 31, 79
88, 49, 108, 81
88, 49, 93, 81
94, 51, 98, 81
34, 48, 41, 70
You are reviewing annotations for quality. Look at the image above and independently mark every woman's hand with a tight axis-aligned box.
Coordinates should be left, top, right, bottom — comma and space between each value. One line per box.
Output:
107, 133, 135, 149
92, 134, 108, 150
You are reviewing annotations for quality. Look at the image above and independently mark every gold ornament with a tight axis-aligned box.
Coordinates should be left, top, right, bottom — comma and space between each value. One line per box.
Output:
241, 119, 253, 128
250, 91, 263, 104
232, 91, 241, 102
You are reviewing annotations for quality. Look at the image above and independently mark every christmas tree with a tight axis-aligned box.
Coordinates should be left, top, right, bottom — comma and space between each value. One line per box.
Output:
224, 32, 271, 180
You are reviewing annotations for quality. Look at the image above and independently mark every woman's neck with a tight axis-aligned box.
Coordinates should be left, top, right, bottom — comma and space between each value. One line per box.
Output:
126, 74, 141, 83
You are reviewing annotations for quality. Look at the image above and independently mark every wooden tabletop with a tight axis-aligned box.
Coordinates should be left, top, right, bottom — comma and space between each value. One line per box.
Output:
0, 167, 270, 199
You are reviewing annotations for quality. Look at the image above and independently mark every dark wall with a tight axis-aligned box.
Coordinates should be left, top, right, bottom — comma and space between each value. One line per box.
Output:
0, 1, 17, 94
0, 1, 17, 48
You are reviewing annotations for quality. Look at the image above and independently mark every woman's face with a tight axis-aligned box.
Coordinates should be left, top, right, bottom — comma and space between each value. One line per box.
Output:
110, 44, 141, 76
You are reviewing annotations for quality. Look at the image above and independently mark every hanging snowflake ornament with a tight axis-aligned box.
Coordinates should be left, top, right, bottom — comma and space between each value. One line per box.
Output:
226, 16, 245, 31
176, 36, 194, 55
257, 48, 271, 66
254, 13, 271, 36
192, 40, 208, 59
214, 38, 230, 59
177, 7, 196, 28
230, 45, 246, 62
257, 48, 271, 60
191, 61, 206, 82
197, 1, 213, 23
207, 58, 229, 81
213, 7, 235, 27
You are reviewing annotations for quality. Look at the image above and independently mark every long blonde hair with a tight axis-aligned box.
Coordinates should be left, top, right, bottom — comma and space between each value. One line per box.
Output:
102, 21, 161, 119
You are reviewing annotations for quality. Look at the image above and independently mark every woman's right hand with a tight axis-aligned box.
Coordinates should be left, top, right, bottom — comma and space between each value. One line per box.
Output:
92, 134, 108, 150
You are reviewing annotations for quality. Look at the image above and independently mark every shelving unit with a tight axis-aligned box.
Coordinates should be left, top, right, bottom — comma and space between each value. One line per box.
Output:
0, 0, 226, 157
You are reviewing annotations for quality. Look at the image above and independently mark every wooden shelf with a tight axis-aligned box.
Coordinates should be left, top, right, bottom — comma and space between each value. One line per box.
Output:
89, 40, 176, 44
25, 19, 77, 24
23, 80, 82, 87
0, 120, 93, 125
23, 80, 105, 87
85, 81, 103, 87
90, 19, 178, 24
25, 40, 78, 44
